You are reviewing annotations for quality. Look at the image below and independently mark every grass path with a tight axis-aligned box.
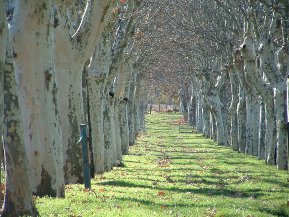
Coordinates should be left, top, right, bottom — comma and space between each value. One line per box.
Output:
37, 113, 289, 217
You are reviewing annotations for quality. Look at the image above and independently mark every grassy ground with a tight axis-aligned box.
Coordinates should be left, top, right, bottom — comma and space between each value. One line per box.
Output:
36, 112, 289, 217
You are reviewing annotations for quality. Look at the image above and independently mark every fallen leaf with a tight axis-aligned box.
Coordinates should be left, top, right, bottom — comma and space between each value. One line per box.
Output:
99, 188, 106, 193
158, 191, 165, 196
160, 205, 167, 209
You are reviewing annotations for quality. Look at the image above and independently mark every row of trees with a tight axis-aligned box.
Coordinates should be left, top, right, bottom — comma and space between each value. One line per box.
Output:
137, 0, 289, 170
184, 0, 289, 170
0, 0, 149, 216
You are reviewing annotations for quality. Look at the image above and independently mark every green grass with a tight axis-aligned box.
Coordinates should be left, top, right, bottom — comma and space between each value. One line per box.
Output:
36, 112, 289, 217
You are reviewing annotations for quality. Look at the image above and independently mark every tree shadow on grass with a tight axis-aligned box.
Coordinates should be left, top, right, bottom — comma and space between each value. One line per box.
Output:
114, 196, 195, 208
258, 206, 289, 217
100, 180, 265, 199
262, 178, 289, 188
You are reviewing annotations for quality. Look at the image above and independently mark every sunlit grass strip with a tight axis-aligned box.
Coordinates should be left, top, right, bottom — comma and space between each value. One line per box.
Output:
36, 112, 289, 217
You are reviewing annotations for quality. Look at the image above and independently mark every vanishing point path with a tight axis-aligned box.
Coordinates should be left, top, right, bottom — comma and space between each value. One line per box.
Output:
37, 113, 289, 217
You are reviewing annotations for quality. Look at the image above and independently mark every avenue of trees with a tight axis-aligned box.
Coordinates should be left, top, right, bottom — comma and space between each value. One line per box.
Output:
141, 0, 289, 171
0, 0, 289, 216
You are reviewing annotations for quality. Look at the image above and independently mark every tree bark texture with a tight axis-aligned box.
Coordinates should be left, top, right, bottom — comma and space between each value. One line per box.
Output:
11, 0, 64, 197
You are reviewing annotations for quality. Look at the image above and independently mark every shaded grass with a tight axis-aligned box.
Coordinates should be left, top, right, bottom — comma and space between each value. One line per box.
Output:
36, 112, 289, 217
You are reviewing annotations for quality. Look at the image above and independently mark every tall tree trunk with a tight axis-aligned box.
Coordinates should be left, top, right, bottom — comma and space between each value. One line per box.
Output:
128, 72, 137, 146
237, 87, 246, 153
57, 64, 84, 184
82, 62, 95, 176
240, 32, 275, 159
119, 62, 132, 154
274, 40, 289, 170
245, 95, 260, 156
207, 94, 227, 145
11, 0, 64, 197
87, 77, 105, 174
54, 0, 112, 184
258, 102, 266, 159
275, 84, 287, 169
1, 35, 36, 217
228, 70, 239, 151
103, 83, 114, 171
87, 23, 114, 174
119, 99, 129, 154
114, 99, 122, 162
0, 1, 6, 206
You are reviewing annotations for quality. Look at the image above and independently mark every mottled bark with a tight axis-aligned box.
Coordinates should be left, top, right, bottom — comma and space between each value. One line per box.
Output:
11, 0, 64, 196
109, 95, 118, 165
227, 68, 239, 151
87, 77, 105, 174
133, 77, 145, 135
54, 0, 112, 183
275, 46, 288, 170
240, 32, 275, 159
119, 63, 132, 154
128, 72, 137, 146
245, 95, 260, 156
114, 61, 130, 161
0, 2, 6, 198
82, 62, 95, 176
103, 94, 113, 171
119, 99, 129, 154
204, 73, 227, 145
2, 34, 36, 216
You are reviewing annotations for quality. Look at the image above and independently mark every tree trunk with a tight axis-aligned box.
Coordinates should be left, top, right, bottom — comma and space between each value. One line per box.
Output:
258, 102, 266, 159
103, 83, 114, 171
237, 87, 246, 153
275, 38, 289, 169
11, 0, 64, 197
0, 1, 6, 206
54, 0, 112, 184
114, 99, 122, 162
2, 35, 36, 217
240, 32, 275, 159
208, 95, 227, 145
245, 95, 260, 156
128, 73, 137, 146
228, 71, 239, 150
87, 77, 105, 174
119, 99, 129, 154
202, 101, 210, 137
275, 83, 288, 169
197, 97, 204, 133
119, 62, 132, 154
56, 64, 84, 184
109, 95, 117, 166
